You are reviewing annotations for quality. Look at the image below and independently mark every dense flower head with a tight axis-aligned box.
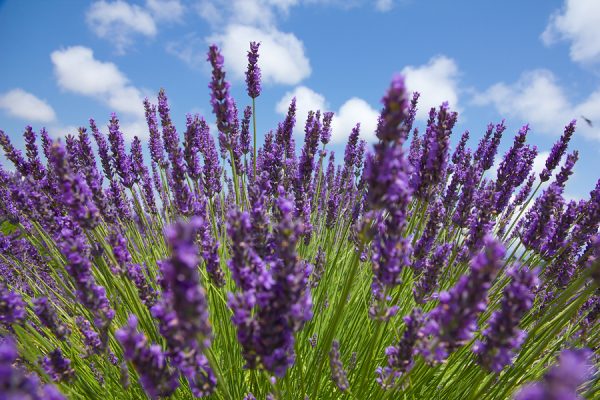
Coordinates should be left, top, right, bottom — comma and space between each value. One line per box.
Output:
116, 315, 180, 399
246, 41, 262, 98
0, 129, 29, 175
418, 237, 505, 362
241, 105, 252, 155
474, 266, 539, 372
0, 282, 26, 326
42, 348, 75, 382
208, 45, 236, 137
0, 338, 66, 400
329, 340, 349, 392
514, 348, 595, 400
1, 44, 600, 400
33, 297, 71, 341
377, 308, 423, 388
540, 119, 576, 182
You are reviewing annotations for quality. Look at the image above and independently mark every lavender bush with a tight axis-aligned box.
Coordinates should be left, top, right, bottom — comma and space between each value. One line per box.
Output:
0, 42, 599, 399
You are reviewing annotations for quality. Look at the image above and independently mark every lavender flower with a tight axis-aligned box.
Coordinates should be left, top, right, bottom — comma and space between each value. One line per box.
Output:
329, 340, 349, 392
144, 98, 166, 168
57, 217, 114, 332
377, 308, 423, 388
208, 45, 236, 138
76, 317, 104, 356
197, 118, 223, 197
321, 111, 334, 145
412, 200, 444, 270
23, 126, 46, 180
364, 75, 413, 306
452, 130, 469, 165
0, 129, 29, 175
540, 120, 576, 182
514, 348, 595, 400
0, 282, 26, 325
246, 41, 261, 98
42, 348, 75, 382
152, 217, 217, 396
107, 113, 134, 188
413, 244, 452, 304
90, 119, 113, 180
48, 142, 100, 229
116, 315, 180, 399
418, 237, 505, 362
131, 136, 157, 215
0, 338, 66, 399
33, 297, 71, 341
241, 105, 252, 155
474, 266, 539, 372
412, 102, 457, 199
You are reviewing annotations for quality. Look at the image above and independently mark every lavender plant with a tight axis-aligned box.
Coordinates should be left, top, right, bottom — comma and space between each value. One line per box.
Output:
0, 43, 599, 400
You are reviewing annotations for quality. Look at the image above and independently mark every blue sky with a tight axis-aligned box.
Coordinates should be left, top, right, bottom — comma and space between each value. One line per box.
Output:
1, 0, 599, 199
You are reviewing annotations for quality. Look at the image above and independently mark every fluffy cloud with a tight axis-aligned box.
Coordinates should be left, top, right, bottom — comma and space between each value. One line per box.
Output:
145, 0, 185, 22
208, 24, 311, 85
51, 46, 147, 138
473, 69, 600, 141
542, 0, 600, 64
375, 0, 393, 12
402, 56, 461, 119
0, 89, 56, 123
330, 98, 379, 143
86, 1, 157, 53
276, 86, 379, 143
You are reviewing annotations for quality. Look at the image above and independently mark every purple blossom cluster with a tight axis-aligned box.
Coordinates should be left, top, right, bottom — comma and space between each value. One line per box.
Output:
0, 38, 598, 400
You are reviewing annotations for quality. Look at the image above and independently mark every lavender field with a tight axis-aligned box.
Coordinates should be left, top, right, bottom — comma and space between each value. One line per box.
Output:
0, 41, 599, 399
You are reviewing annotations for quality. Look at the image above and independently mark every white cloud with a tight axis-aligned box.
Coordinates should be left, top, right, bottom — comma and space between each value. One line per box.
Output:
166, 33, 207, 69
375, 0, 393, 12
276, 86, 380, 143
541, 0, 600, 64
208, 24, 311, 85
51, 46, 147, 138
331, 98, 379, 143
0, 89, 56, 123
402, 55, 460, 120
86, 0, 157, 53
472, 69, 600, 141
145, 0, 184, 22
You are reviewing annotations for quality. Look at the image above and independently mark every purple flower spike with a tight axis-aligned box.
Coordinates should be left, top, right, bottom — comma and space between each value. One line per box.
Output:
364, 75, 413, 307
107, 113, 134, 188
144, 98, 166, 168
329, 340, 349, 392
208, 44, 236, 137
48, 142, 100, 229
514, 348, 595, 400
418, 237, 505, 362
152, 217, 217, 396
246, 41, 262, 99
241, 105, 252, 155
0, 129, 29, 176
0, 338, 66, 399
41, 348, 75, 382
34, 297, 71, 341
540, 119, 576, 182
0, 282, 26, 325
321, 111, 334, 145
116, 315, 180, 399
474, 266, 539, 373
23, 126, 46, 180
377, 308, 423, 389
